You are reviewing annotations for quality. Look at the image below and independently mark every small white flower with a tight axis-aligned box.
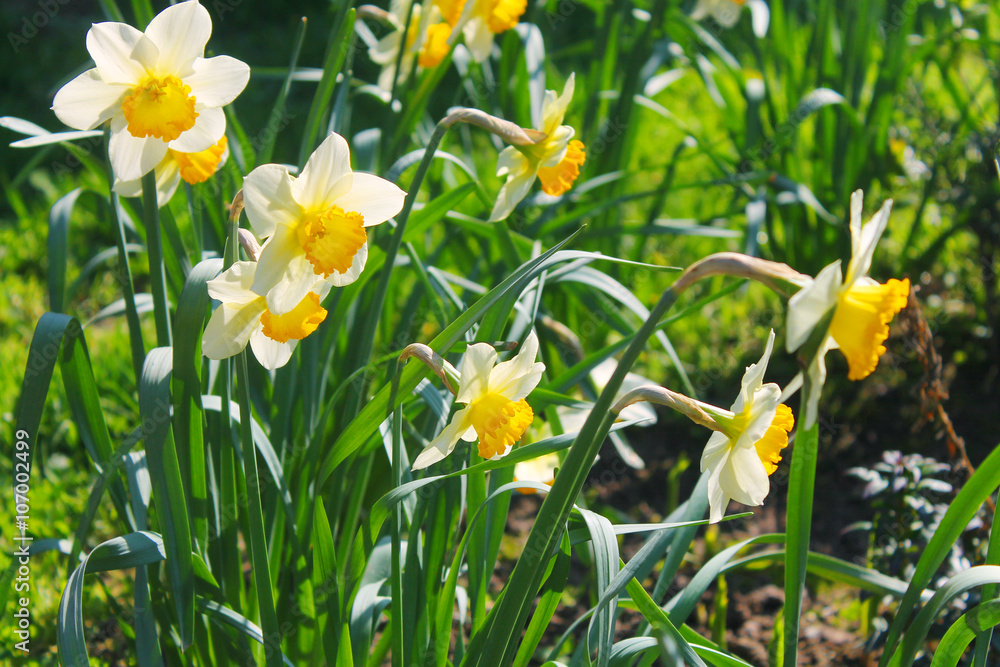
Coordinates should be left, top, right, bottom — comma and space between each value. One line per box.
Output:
412, 331, 544, 470
489, 73, 585, 222
700, 330, 794, 523
52, 0, 249, 182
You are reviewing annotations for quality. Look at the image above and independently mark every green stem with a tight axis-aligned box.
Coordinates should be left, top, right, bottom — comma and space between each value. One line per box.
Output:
783, 376, 820, 667
389, 364, 404, 667
141, 171, 172, 347
236, 351, 283, 667
104, 129, 146, 381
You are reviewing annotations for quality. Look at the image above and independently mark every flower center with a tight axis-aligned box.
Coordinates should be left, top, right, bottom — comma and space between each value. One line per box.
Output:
754, 404, 794, 475
418, 22, 452, 68
537, 140, 586, 196
468, 393, 534, 459
485, 0, 526, 33
829, 278, 910, 381
295, 206, 368, 277
260, 292, 327, 343
170, 136, 227, 185
121, 75, 198, 141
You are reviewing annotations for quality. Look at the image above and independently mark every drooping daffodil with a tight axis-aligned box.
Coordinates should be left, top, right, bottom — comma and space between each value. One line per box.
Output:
786, 190, 910, 427
489, 73, 586, 222
202, 260, 330, 370
114, 135, 228, 206
412, 331, 545, 470
700, 330, 794, 524
242, 132, 406, 314
52, 0, 249, 182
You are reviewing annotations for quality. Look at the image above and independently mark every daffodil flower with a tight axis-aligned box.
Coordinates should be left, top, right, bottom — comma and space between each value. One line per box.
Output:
700, 330, 794, 523
242, 132, 406, 314
514, 452, 560, 494
202, 260, 330, 370
52, 0, 249, 183
691, 0, 745, 27
114, 135, 228, 206
786, 190, 910, 427
368, 0, 454, 92
447, 0, 526, 62
489, 73, 586, 222
412, 331, 545, 470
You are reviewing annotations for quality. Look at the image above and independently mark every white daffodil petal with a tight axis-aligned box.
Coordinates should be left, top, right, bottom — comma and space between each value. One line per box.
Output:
735, 385, 781, 451
207, 261, 259, 304
496, 146, 527, 178
542, 73, 575, 136
412, 409, 472, 470
145, 0, 212, 76
325, 240, 368, 288
295, 133, 353, 211
706, 467, 730, 524
86, 22, 147, 85
249, 329, 296, 369
52, 69, 129, 130
243, 164, 302, 238
464, 20, 494, 63
700, 431, 731, 472
202, 300, 267, 360
735, 330, 776, 411
109, 117, 169, 181
489, 331, 544, 400
721, 445, 770, 506
253, 228, 315, 314
336, 173, 406, 227
457, 343, 499, 404
185, 55, 251, 107
538, 126, 574, 167
489, 164, 538, 222
168, 105, 225, 153
786, 260, 842, 352
846, 198, 893, 286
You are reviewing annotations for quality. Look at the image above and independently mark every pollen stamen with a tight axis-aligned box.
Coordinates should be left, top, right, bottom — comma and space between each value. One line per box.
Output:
121, 75, 198, 141
295, 206, 368, 277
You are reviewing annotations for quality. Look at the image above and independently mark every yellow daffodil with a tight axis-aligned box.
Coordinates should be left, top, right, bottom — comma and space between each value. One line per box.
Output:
691, 0, 746, 27
489, 73, 585, 222
242, 132, 406, 315
786, 190, 910, 427
202, 260, 330, 370
368, 0, 453, 91
412, 331, 545, 470
449, 0, 527, 63
52, 0, 249, 183
113, 135, 227, 206
700, 330, 794, 523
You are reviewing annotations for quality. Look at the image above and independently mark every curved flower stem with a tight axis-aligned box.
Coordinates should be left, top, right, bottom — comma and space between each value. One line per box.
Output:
783, 373, 819, 667
141, 170, 172, 347
104, 128, 146, 381
389, 364, 405, 667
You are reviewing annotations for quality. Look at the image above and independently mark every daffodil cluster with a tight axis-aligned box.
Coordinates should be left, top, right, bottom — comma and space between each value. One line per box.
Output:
203, 132, 406, 369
